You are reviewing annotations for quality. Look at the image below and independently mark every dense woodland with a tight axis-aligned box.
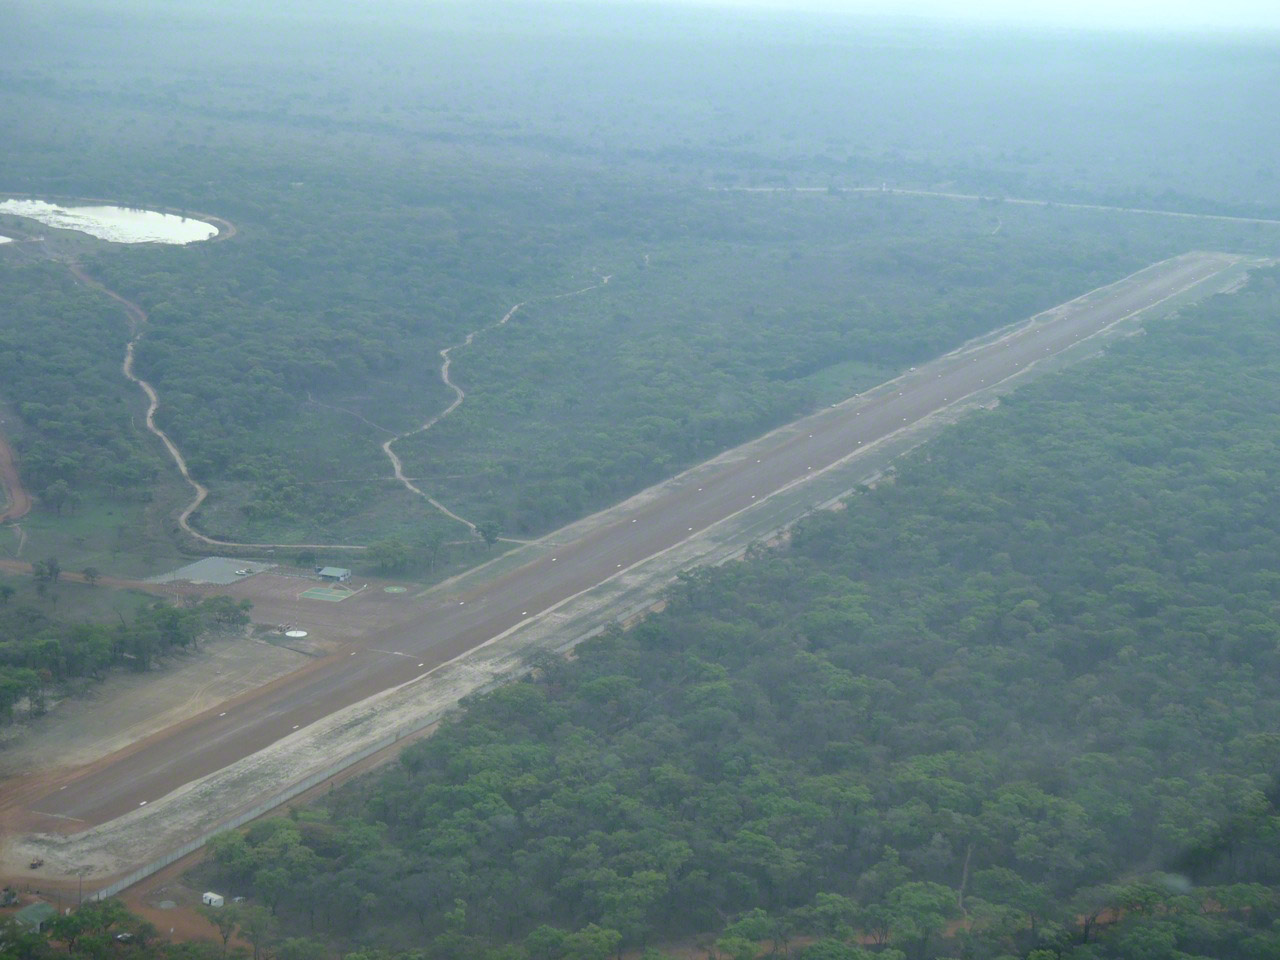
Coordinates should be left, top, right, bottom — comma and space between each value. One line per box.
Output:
0, 261, 158, 507
2, 3, 1279, 549
187, 270, 1280, 960
2, 6, 1280, 960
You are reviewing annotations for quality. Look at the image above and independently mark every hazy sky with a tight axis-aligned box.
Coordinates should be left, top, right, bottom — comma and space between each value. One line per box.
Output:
686, 0, 1280, 32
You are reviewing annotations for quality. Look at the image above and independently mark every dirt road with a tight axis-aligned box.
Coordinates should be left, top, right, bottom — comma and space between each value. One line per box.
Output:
0, 428, 31, 524
64, 264, 366, 554
382, 272, 611, 539
0, 253, 1243, 859
72, 263, 612, 552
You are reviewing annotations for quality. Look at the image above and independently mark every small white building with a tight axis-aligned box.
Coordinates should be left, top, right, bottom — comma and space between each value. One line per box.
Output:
317, 566, 352, 582
202, 892, 225, 908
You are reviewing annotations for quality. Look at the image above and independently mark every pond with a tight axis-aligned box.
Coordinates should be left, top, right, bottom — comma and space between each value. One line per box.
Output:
0, 198, 218, 244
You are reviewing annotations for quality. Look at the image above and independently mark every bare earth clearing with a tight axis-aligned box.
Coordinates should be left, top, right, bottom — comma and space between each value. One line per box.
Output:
0, 250, 1256, 897
0, 635, 308, 778
0, 427, 32, 524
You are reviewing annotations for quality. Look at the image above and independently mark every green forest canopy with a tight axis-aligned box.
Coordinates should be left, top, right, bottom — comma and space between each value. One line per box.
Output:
200, 268, 1280, 960
3, 2, 1279, 549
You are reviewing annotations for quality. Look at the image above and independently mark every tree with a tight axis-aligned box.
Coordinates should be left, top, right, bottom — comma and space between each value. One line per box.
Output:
32, 557, 60, 592
797, 942, 886, 960
715, 935, 759, 960
419, 527, 447, 570
525, 925, 568, 960
237, 905, 275, 960
254, 866, 290, 915
275, 937, 327, 960
42, 479, 70, 516
81, 567, 100, 585
49, 898, 132, 950
477, 519, 501, 549
562, 924, 622, 960
201, 595, 253, 627
197, 904, 240, 955
366, 538, 409, 573
884, 882, 958, 959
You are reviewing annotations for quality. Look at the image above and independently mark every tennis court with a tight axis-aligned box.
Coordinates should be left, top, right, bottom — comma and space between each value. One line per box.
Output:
299, 585, 357, 602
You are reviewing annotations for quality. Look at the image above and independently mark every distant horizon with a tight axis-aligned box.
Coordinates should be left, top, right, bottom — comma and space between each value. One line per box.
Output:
578, 0, 1280, 34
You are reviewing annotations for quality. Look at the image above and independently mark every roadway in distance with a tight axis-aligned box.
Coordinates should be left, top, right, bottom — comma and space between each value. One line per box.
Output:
2, 252, 1239, 835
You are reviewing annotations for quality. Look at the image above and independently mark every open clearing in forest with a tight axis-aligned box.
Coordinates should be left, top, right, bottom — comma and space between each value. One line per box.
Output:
187, 571, 414, 641
0, 568, 419, 785
0, 634, 308, 779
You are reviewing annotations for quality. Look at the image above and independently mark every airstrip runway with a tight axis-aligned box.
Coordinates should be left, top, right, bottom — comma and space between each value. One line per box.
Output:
0, 251, 1244, 862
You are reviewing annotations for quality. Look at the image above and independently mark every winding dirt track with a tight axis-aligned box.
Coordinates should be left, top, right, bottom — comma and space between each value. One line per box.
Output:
68, 263, 360, 552
0, 429, 31, 524
67, 262, 612, 553
382, 273, 612, 539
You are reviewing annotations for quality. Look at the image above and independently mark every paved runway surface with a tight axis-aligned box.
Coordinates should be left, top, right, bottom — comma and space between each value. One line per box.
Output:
1, 252, 1238, 835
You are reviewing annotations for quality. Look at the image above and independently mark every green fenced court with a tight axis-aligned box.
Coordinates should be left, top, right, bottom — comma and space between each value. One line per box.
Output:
299, 585, 356, 602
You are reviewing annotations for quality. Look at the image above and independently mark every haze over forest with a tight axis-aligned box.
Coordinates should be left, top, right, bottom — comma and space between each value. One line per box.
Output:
1, 3, 1279, 960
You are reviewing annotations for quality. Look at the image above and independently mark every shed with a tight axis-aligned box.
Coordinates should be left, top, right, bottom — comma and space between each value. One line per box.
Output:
316, 567, 352, 582
201, 892, 225, 908
15, 902, 57, 932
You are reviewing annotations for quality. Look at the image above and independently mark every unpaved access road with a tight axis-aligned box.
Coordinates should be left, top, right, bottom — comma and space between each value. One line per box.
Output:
0, 427, 31, 524
381, 272, 612, 539
71, 260, 611, 552
0, 252, 1243, 848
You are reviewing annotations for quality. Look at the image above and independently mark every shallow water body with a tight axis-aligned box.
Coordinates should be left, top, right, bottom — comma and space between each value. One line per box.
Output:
0, 198, 217, 244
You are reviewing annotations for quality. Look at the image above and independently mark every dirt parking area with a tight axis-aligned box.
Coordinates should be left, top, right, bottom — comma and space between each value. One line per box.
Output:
0, 569, 422, 797
0, 632, 310, 779
190, 570, 419, 645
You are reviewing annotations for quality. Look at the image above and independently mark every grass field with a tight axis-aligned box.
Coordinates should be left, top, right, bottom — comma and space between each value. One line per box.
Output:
6, 492, 188, 578
0, 566, 158, 621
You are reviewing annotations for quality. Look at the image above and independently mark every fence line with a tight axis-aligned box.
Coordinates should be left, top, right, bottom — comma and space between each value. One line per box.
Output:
89, 709, 436, 901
